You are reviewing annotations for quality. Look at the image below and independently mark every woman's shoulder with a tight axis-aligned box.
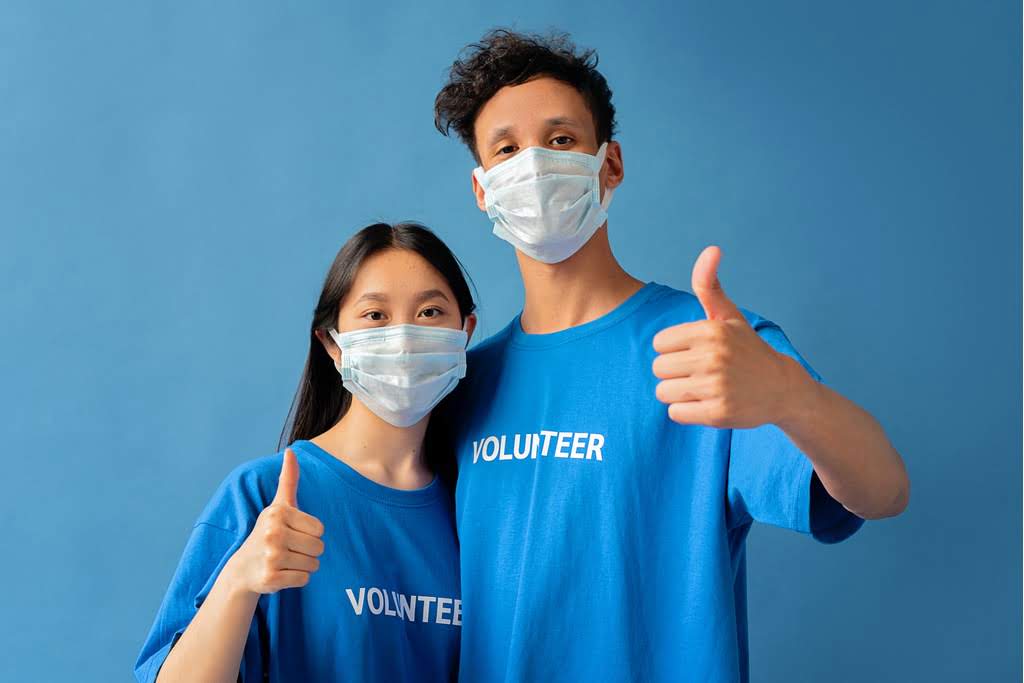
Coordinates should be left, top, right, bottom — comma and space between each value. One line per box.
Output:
193, 449, 289, 535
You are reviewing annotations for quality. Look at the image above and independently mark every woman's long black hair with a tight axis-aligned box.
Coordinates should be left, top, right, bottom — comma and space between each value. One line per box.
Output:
278, 222, 476, 477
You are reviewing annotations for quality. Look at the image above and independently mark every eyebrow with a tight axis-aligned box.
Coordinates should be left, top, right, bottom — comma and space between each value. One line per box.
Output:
353, 290, 450, 305
487, 125, 515, 147
414, 289, 450, 305
486, 117, 583, 148
544, 116, 581, 129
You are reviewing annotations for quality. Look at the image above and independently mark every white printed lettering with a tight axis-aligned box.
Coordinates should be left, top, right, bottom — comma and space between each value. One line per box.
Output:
384, 590, 397, 616
436, 597, 453, 625
555, 432, 572, 458
418, 595, 437, 623
570, 432, 587, 459
398, 592, 417, 621
367, 588, 384, 615
513, 434, 531, 460
345, 587, 365, 615
482, 436, 499, 462
539, 431, 557, 456
498, 435, 513, 460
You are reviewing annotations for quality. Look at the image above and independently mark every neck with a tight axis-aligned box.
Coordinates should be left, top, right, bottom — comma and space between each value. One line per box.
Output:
517, 225, 644, 334
311, 399, 433, 490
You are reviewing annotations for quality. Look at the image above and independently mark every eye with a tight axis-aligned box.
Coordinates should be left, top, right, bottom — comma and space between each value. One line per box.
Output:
551, 135, 574, 146
362, 310, 386, 322
418, 306, 444, 319
496, 144, 517, 156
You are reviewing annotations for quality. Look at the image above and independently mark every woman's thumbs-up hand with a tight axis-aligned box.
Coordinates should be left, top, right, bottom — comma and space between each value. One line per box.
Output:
225, 448, 326, 595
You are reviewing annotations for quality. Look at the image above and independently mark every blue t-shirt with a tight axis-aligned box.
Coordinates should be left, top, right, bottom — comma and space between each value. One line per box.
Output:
134, 440, 461, 683
447, 282, 863, 682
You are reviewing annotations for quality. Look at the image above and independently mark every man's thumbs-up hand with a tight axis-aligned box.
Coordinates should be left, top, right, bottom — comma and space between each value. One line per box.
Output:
224, 448, 326, 596
652, 246, 795, 429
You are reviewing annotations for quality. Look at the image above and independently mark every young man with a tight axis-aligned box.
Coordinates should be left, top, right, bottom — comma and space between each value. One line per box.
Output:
433, 30, 909, 682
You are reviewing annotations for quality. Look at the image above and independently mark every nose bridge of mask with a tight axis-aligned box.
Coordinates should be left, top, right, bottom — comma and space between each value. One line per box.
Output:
475, 143, 609, 224
329, 325, 467, 378
475, 143, 608, 190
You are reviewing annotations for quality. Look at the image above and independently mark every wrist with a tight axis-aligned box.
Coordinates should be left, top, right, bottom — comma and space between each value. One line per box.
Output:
773, 353, 821, 432
219, 554, 259, 602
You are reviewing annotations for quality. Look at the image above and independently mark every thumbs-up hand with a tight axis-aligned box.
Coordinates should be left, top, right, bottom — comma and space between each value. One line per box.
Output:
225, 448, 325, 595
652, 246, 794, 429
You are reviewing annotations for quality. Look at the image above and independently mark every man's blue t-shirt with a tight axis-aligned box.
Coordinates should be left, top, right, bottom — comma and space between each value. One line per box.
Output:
134, 440, 461, 683
447, 282, 864, 682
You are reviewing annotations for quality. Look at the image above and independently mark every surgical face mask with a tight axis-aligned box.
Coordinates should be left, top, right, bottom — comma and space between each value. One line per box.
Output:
327, 323, 468, 428
472, 142, 614, 264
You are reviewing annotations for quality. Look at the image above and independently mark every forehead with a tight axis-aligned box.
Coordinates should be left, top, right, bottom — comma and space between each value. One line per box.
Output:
473, 76, 595, 141
346, 249, 453, 298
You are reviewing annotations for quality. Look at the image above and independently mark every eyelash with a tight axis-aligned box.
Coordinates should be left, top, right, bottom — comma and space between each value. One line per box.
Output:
361, 307, 444, 321
496, 136, 574, 156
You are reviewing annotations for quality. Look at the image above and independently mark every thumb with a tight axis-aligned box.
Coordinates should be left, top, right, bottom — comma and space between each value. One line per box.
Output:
691, 245, 742, 321
273, 448, 300, 508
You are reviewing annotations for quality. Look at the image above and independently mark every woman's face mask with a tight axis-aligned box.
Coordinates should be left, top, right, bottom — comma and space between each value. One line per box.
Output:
328, 322, 468, 428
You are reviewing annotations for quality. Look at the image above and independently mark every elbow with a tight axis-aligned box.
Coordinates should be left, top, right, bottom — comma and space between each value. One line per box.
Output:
858, 472, 911, 520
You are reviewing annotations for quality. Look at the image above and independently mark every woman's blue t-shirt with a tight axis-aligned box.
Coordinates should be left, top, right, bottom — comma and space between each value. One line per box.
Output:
134, 440, 461, 682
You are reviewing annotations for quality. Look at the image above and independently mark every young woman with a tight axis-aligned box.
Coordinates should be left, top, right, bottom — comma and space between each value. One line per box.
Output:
134, 222, 476, 682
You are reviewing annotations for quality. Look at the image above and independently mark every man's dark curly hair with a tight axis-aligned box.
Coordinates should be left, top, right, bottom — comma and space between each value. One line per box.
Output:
434, 29, 617, 160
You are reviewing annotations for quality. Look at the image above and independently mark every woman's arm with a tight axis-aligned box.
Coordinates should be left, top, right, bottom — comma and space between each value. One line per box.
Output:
155, 557, 260, 683
156, 449, 325, 683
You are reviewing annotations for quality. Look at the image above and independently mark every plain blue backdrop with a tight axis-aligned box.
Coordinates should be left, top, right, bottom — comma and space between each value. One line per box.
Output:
1, 1, 1019, 681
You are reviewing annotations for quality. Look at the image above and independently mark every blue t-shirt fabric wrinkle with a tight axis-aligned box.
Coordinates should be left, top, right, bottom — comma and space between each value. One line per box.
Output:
134, 439, 461, 683
446, 281, 864, 682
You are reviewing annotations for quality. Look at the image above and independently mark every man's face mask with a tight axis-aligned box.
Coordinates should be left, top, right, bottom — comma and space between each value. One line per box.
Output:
473, 142, 614, 264
328, 323, 468, 428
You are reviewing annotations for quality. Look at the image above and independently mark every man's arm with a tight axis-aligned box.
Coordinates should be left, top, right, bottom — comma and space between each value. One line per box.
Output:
652, 246, 909, 520
772, 351, 907, 519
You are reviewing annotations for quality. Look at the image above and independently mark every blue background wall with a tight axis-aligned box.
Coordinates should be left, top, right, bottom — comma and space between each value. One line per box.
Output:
1, 1, 1019, 680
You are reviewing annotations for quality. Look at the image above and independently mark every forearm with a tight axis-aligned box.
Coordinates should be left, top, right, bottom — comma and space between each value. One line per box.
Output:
775, 355, 910, 519
156, 556, 260, 683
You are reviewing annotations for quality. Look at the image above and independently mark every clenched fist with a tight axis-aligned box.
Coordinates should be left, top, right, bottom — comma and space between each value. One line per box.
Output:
652, 246, 797, 429
225, 448, 325, 595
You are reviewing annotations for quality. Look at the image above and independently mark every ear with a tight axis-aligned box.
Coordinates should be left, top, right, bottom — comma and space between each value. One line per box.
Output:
471, 169, 487, 212
463, 313, 478, 345
314, 328, 341, 365
601, 140, 624, 194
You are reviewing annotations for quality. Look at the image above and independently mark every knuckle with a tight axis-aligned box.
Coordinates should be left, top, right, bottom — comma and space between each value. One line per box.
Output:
259, 568, 276, 588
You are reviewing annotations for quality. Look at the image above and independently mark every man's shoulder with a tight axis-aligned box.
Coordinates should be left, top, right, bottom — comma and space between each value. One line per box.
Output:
644, 281, 779, 330
466, 319, 516, 363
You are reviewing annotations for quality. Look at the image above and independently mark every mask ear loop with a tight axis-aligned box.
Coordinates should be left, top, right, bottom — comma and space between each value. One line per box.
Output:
327, 328, 354, 379
594, 142, 615, 212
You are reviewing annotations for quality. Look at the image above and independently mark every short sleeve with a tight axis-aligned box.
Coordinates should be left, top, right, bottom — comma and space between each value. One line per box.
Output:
726, 316, 864, 544
133, 522, 266, 682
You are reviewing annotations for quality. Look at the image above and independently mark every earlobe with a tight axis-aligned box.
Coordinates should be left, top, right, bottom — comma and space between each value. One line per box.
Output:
605, 141, 624, 190
314, 328, 341, 365
471, 170, 487, 212
464, 313, 478, 345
